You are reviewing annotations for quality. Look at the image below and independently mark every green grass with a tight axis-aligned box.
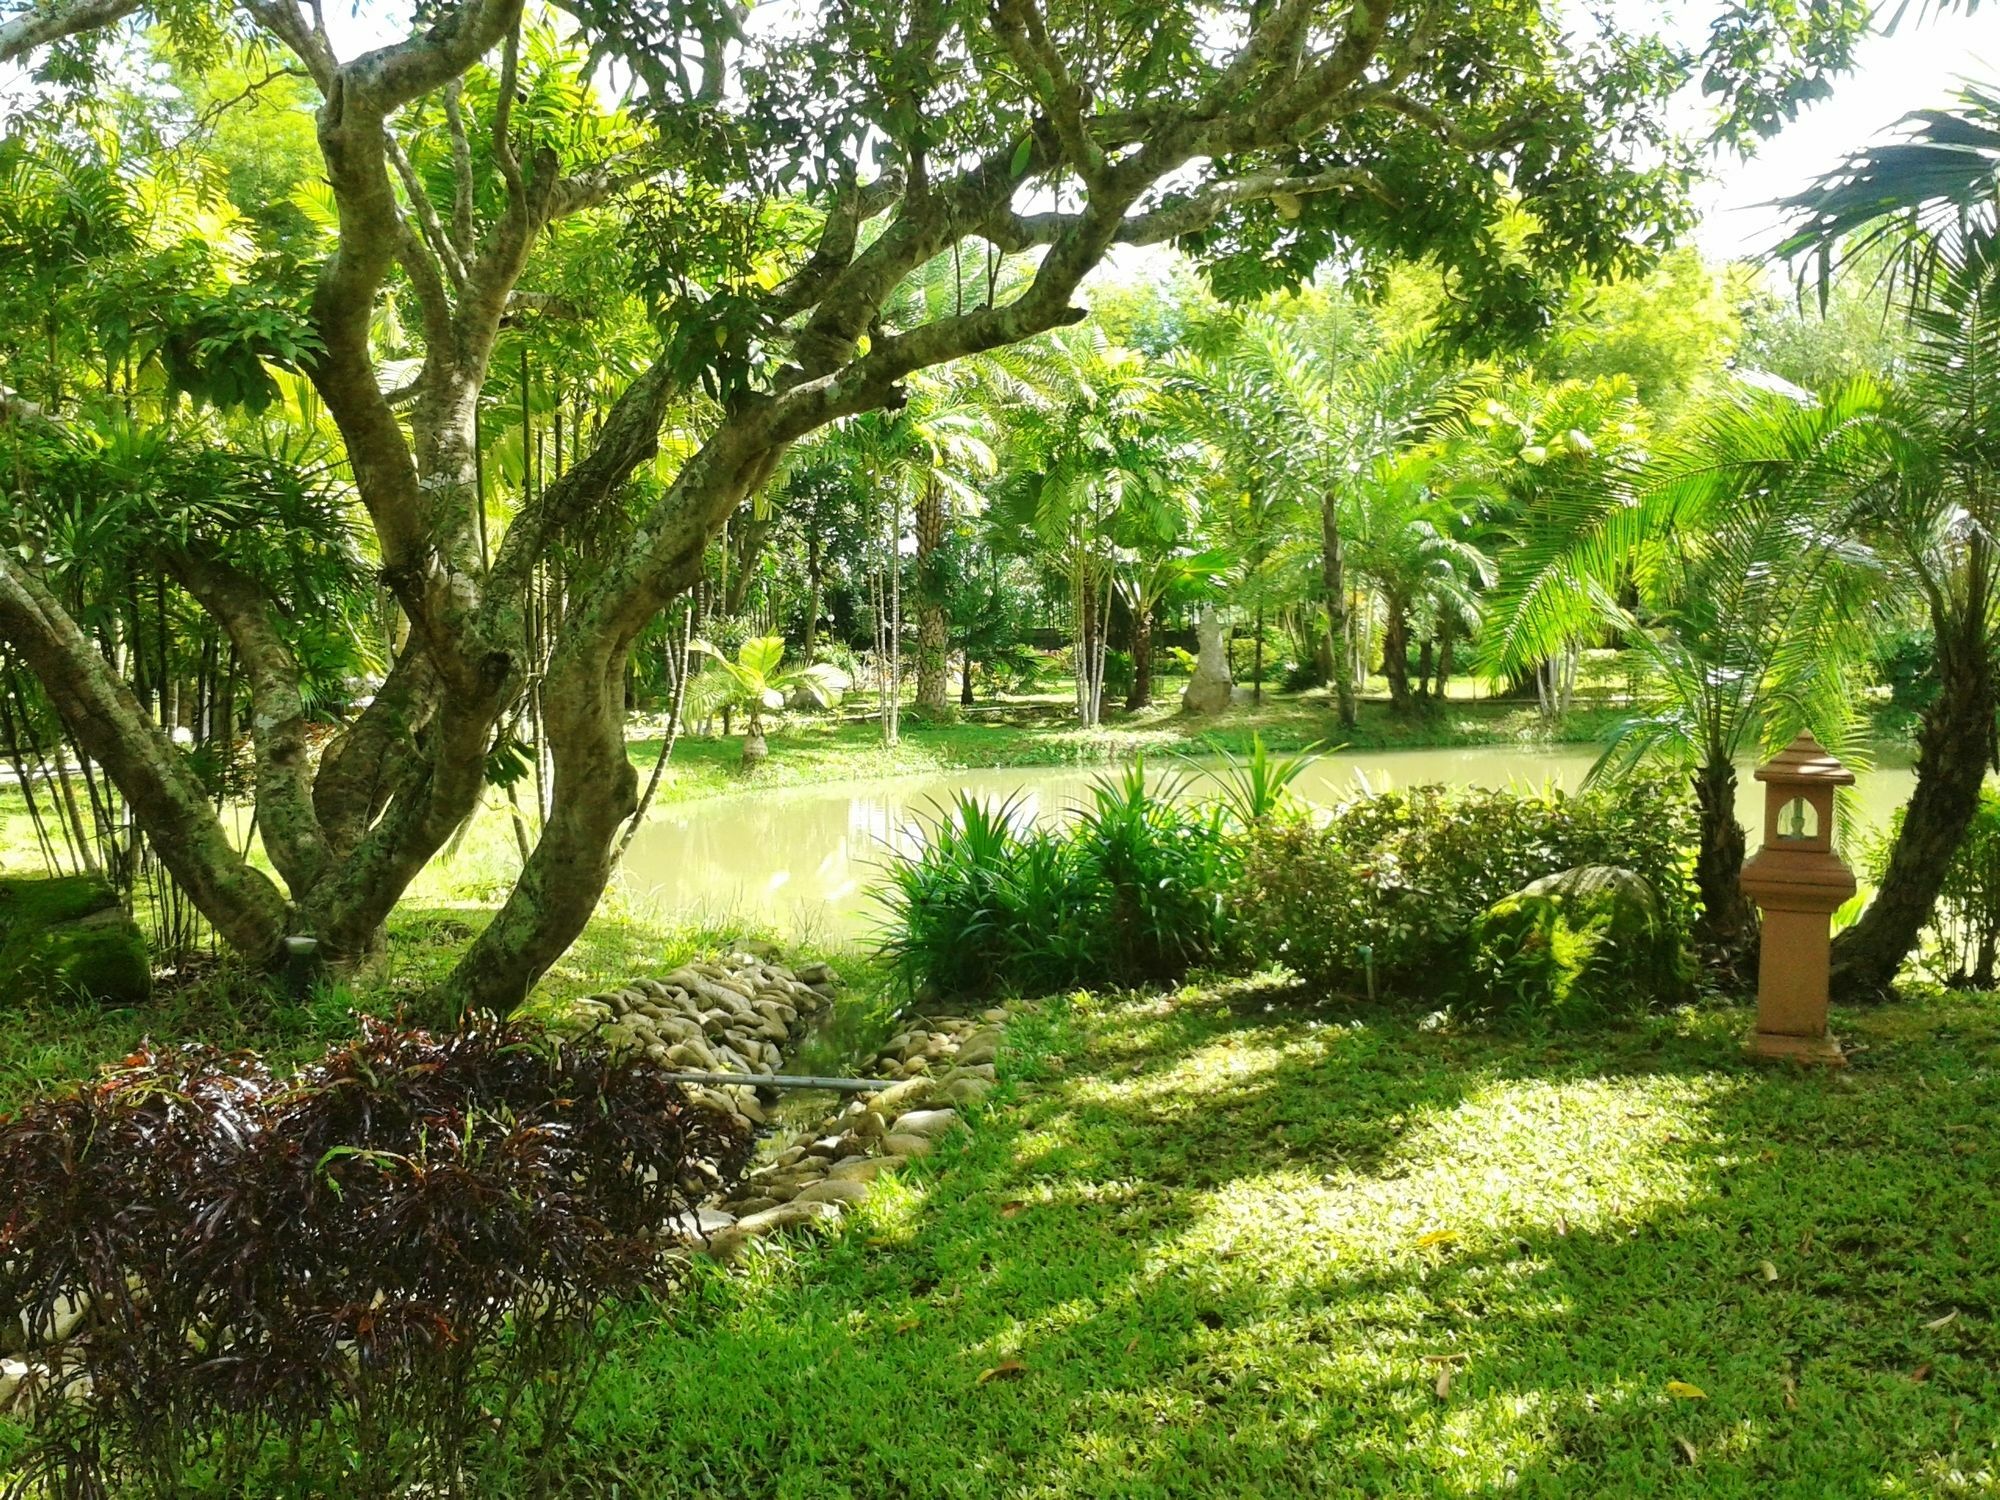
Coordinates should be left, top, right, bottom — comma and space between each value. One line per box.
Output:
568, 981, 2000, 1498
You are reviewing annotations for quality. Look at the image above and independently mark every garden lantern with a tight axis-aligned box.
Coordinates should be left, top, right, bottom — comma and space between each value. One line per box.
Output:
1739, 732, 1856, 1064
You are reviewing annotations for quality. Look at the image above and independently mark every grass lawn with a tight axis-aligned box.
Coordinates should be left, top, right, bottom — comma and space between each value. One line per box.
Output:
578, 981, 2000, 1499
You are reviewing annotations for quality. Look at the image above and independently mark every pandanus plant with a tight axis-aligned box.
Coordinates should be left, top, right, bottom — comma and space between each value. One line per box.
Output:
686, 636, 847, 764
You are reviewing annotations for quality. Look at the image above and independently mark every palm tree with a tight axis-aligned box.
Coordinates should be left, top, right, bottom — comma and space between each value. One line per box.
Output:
1479, 381, 1891, 964
1167, 299, 1474, 723
685, 636, 846, 765
991, 327, 1176, 728
1773, 85, 2000, 995
1344, 447, 1497, 712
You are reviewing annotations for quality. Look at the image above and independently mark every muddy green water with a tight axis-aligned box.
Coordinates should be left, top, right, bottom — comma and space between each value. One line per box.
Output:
615, 743, 1918, 942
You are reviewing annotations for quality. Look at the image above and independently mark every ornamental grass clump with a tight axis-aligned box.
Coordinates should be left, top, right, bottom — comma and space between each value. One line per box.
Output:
876, 759, 1237, 998
0, 1016, 750, 1499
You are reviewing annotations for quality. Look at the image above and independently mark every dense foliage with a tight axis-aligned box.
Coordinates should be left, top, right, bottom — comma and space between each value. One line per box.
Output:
0, 1017, 749, 1496
879, 769, 1700, 1021
1227, 775, 1698, 1012
876, 764, 1235, 999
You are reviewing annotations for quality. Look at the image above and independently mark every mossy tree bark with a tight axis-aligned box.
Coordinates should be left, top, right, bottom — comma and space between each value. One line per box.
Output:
1832, 610, 1996, 999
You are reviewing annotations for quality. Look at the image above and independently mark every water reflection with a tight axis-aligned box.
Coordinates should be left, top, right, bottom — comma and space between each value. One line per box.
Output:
616, 744, 1917, 941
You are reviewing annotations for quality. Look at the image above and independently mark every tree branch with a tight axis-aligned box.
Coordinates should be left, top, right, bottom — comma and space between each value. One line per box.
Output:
164, 547, 332, 894
0, 559, 291, 958
0, 0, 140, 66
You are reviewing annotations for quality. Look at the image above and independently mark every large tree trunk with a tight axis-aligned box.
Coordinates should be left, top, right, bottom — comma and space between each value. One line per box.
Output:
1321, 490, 1355, 727
913, 477, 948, 715
1832, 618, 1996, 999
1125, 604, 1154, 711
1381, 601, 1413, 712
1693, 757, 1758, 975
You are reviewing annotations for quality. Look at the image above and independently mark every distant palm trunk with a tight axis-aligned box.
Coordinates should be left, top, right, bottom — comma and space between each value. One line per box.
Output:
1321, 490, 1355, 727
914, 476, 948, 715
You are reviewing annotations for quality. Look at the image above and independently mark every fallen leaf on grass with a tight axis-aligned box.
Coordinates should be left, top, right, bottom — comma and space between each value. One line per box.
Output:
1782, 1374, 1798, 1410
999, 1201, 1025, 1219
1434, 1367, 1452, 1399
977, 1360, 1027, 1384
1925, 1310, 1958, 1331
1674, 1436, 1699, 1466
1124, 1336, 1140, 1355
893, 1318, 921, 1335
1759, 1260, 1779, 1282
1665, 1381, 1707, 1400
1415, 1229, 1459, 1249
1910, 1364, 1932, 1384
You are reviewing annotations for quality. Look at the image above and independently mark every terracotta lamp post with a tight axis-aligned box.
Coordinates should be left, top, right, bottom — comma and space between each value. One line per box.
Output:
1739, 732, 1856, 1065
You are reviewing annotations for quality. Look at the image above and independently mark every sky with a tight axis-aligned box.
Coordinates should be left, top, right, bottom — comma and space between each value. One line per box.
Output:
1695, 7, 2000, 261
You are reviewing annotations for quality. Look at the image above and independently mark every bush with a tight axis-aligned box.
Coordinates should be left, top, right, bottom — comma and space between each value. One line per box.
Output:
1464, 865, 1693, 1024
0, 1016, 749, 1497
1872, 784, 2000, 987
876, 763, 1235, 998
1228, 775, 1698, 1009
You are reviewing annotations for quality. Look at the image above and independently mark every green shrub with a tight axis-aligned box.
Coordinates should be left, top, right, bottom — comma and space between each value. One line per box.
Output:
1872, 784, 2000, 986
1464, 865, 1694, 1024
1228, 775, 1698, 1007
876, 761, 1235, 998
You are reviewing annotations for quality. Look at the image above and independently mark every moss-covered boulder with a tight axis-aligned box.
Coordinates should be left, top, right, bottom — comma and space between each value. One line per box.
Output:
0, 875, 151, 1005
1463, 864, 1690, 1024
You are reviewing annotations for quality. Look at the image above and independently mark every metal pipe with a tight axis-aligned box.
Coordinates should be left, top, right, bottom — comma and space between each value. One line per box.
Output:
660, 1070, 901, 1093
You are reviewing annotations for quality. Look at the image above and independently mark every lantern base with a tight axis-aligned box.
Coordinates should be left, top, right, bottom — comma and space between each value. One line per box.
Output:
1744, 1028, 1845, 1067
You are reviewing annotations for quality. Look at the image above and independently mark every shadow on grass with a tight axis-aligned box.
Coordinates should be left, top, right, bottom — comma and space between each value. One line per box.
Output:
569, 986, 2000, 1500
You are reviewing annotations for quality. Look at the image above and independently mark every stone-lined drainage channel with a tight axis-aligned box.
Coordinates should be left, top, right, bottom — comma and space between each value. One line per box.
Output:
575, 952, 1006, 1258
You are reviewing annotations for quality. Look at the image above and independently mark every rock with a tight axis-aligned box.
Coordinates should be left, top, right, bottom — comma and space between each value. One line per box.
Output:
827, 1156, 897, 1183
707, 1200, 842, 1258
726, 1195, 781, 1216
954, 1031, 1003, 1068
942, 1076, 994, 1107
1464, 864, 1693, 1023
795, 961, 836, 986
982, 1007, 1010, 1023
0, 1358, 29, 1414
889, 1107, 960, 1139
881, 1132, 935, 1158
793, 1177, 871, 1207
0, 876, 150, 1006
1181, 605, 1234, 715
873, 1077, 937, 1114
943, 1064, 997, 1083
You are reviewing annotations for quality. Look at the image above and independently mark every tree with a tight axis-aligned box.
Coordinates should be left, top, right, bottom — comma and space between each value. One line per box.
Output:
0, 0, 1891, 1011
685, 635, 844, 764
1479, 381, 1890, 965
1773, 83, 2000, 996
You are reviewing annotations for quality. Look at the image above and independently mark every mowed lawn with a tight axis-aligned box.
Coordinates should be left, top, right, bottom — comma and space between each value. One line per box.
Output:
586, 984, 2000, 1499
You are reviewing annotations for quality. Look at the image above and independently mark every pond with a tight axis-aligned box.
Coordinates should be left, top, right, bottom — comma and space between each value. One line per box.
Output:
614, 742, 1920, 942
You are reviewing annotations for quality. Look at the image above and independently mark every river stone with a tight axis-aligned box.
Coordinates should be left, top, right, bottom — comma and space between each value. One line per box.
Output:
982, 1007, 1009, 1023
954, 1032, 1002, 1068
873, 1078, 936, 1114
942, 1077, 994, 1107
881, 1132, 935, 1158
890, 1108, 960, 1139
793, 1177, 871, 1208
0, 876, 150, 1006
827, 1156, 896, 1183
795, 961, 836, 986
944, 1063, 998, 1083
